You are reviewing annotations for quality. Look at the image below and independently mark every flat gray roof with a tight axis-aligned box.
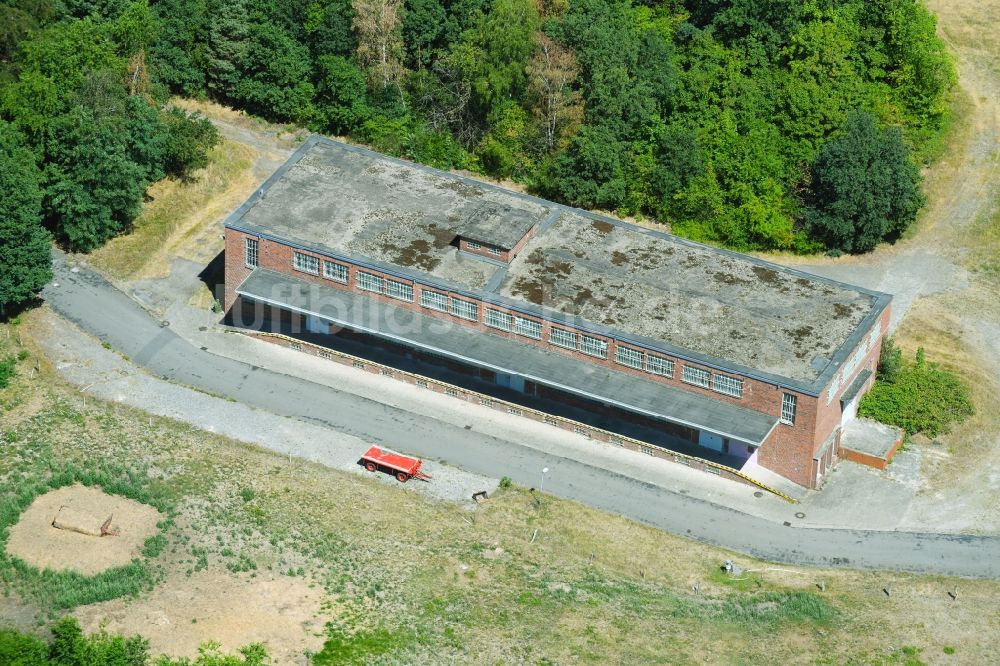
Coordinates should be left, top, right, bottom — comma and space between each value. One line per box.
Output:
458, 202, 537, 249
238, 268, 780, 445
226, 136, 892, 394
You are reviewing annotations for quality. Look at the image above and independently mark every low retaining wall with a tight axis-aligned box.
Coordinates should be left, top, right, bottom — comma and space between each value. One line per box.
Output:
840, 434, 905, 471
238, 329, 796, 502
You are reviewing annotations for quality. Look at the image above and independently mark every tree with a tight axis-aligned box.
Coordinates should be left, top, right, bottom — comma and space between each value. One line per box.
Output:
313, 55, 371, 134
234, 19, 315, 122
204, 0, 250, 101
402, 0, 446, 67
527, 33, 581, 153
0, 121, 51, 312
303, 0, 356, 58
162, 107, 220, 179
546, 124, 627, 210
149, 0, 209, 95
805, 110, 924, 253
43, 106, 148, 251
352, 0, 406, 90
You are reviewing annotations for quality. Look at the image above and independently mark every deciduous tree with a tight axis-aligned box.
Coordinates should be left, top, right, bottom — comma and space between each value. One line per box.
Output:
0, 122, 51, 311
805, 110, 923, 253
527, 33, 581, 153
352, 0, 406, 90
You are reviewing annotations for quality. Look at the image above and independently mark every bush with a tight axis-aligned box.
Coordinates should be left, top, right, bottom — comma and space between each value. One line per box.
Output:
876, 336, 904, 384
0, 618, 270, 665
0, 355, 17, 388
162, 109, 220, 181
859, 347, 974, 437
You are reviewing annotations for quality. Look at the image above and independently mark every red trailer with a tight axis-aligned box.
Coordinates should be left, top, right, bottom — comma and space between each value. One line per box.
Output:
360, 446, 432, 483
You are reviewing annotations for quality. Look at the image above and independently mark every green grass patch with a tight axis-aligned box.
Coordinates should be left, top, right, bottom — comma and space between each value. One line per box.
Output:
312, 626, 416, 666
860, 338, 975, 437
0, 355, 18, 388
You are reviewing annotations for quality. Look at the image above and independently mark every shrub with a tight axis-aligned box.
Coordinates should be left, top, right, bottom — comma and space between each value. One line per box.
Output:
877, 336, 904, 384
0, 618, 270, 665
0, 355, 17, 388
498, 476, 513, 489
859, 347, 974, 437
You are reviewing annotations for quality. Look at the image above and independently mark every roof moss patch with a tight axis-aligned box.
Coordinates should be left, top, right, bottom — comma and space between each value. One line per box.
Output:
227, 136, 891, 388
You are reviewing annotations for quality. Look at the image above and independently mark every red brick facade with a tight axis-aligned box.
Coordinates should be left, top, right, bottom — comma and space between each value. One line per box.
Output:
225, 228, 889, 489
457, 224, 538, 264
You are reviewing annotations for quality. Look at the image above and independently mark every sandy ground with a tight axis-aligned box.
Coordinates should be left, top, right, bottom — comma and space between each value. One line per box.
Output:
6, 484, 162, 576
75, 570, 331, 664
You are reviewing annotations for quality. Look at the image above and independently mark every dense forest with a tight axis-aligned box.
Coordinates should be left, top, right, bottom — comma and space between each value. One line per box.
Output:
0, 0, 954, 310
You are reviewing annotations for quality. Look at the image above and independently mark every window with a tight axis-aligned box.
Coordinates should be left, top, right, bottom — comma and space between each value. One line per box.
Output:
647, 354, 674, 378
385, 279, 413, 302
682, 365, 711, 388
514, 316, 542, 339
549, 327, 577, 350
615, 346, 644, 370
323, 261, 348, 283
293, 251, 319, 274
781, 393, 797, 425
244, 238, 258, 267
712, 374, 744, 398
420, 290, 449, 312
451, 297, 478, 321
467, 240, 481, 250
580, 335, 608, 359
487, 246, 502, 257
485, 308, 513, 331
357, 271, 384, 293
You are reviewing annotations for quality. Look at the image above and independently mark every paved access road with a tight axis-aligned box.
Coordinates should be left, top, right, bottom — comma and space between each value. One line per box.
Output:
42, 255, 1000, 578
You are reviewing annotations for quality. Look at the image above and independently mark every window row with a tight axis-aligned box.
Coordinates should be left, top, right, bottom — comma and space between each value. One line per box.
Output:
279, 245, 758, 405
679, 364, 745, 398
614, 345, 675, 378
464, 239, 503, 257
420, 289, 478, 321
356, 270, 413, 302
291, 250, 349, 286
613, 347, 747, 399
547, 327, 608, 358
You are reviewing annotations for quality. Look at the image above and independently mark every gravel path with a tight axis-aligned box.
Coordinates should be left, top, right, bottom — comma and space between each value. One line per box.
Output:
33, 308, 496, 505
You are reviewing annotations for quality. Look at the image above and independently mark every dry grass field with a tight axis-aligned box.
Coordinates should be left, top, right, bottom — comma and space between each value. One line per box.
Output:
2, 314, 999, 664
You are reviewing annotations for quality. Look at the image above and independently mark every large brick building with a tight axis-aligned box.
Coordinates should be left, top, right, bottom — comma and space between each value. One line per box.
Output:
223, 136, 892, 489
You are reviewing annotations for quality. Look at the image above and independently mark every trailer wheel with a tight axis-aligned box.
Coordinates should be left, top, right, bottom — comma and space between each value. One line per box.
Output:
366, 462, 377, 473
396, 472, 409, 483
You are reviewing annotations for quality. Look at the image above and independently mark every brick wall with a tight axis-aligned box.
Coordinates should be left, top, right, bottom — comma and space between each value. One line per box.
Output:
224, 228, 886, 489
458, 224, 537, 263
